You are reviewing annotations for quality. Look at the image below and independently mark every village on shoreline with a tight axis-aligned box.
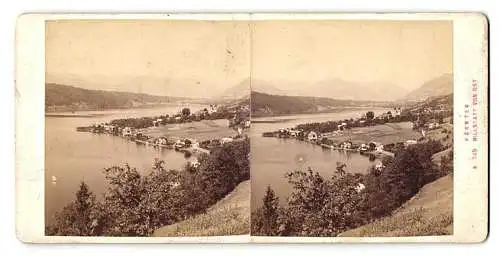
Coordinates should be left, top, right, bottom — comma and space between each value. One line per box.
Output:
261, 100, 453, 167
76, 102, 251, 164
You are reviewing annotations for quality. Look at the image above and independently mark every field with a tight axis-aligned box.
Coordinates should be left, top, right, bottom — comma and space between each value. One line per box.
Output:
339, 173, 453, 237
325, 122, 422, 145
142, 119, 238, 141
425, 123, 453, 148
153, 180, 250, 236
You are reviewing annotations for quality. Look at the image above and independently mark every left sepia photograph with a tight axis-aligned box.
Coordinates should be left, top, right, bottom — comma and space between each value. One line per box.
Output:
44, 20, 251, 237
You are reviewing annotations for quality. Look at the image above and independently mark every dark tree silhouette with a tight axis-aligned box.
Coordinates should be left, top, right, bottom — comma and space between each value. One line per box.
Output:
181, 107, 191, 117
366, 111, 375, 120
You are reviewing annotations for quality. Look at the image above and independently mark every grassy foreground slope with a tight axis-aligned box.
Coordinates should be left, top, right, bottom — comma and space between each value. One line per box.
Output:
339, 174, 453, 237
153, 180, 250, 237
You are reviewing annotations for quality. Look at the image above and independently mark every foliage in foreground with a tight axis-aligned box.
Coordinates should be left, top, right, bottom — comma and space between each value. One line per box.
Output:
46, 138, 250, 236
252, 140, 451, 236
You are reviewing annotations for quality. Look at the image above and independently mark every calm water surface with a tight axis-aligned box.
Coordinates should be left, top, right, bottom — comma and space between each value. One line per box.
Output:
46, 105, 391, 223
45, 104, 204, 225
251, 108, 390, 209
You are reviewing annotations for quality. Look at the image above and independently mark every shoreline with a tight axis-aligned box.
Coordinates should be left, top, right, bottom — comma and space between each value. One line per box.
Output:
251, 106, 383, 119
46, 113, 107, 118
45, 102, 200, 114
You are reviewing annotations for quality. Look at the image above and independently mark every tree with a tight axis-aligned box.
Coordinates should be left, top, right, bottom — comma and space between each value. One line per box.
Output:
260, 185, 280, 235
181, 107, 191, 117
366, 111, 375, 120
47, 181, 100, 236
74, 182, 96, 232
140, 160, 184, 234
102, 164, 146, 236
99, 161, 186, 236
279, 168, 367, 236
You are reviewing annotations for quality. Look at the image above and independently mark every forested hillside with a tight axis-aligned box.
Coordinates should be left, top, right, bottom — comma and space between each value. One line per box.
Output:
251, 91, 389, 117
46, 83, 187, 112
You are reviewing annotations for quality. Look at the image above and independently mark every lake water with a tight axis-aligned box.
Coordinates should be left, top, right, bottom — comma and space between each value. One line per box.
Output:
251, 108, 391, 210
45, 104, 205, 226
46, 105, 391, 224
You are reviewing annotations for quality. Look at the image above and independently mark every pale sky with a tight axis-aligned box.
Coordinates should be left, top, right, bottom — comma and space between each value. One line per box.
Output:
252, 20, 453, 91
46, 20, 251, 98
46, 20, 452, 97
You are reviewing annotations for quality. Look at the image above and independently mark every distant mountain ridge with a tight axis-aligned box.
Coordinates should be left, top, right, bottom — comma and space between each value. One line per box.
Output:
403, 74, 453, 101
221, 78, 407, 101
45, 83, 188, 112
293, 79, 408, 101
217, 80, 251, 100
217, 78, 283, 100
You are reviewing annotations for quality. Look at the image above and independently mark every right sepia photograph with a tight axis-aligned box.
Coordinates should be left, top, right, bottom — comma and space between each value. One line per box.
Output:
250, 20, 454, 237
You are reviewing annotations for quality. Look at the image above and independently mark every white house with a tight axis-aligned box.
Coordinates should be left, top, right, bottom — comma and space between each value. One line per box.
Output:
394, 107, 402, 116
152, 118, 163, 127
169, 181, 181, 189
155, 137, 168, 146
221, 137, 234, 144
189, 159, 200, 168
289, 129, 301, 137
375, 161, 384, 171
355, 183, 366, 193
244, 120, 251, 128
404, 139, 418, 147
359, 143, 369, 152
370, 141, 384, 152
122, 127, 133, 137
427, 122, 440, 130
341, 141, 353, 149
209, 104, 218, 114
307, 131, 318, 141
103, 125, 115, 133
174, 140, 186, 149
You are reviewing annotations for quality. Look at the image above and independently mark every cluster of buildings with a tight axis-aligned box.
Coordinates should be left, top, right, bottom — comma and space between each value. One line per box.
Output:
412, 117, 443, 131
273, 116, 420, 159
